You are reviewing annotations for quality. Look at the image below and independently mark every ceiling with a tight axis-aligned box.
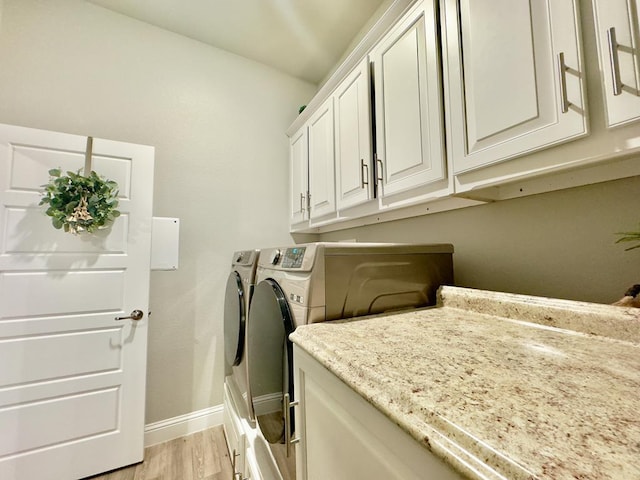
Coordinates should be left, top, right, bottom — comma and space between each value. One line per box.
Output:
88, 0, 387, 85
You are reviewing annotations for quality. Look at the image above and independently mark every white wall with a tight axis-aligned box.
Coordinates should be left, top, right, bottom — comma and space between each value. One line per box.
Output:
319, 176, 640, 305
0, 0, 315, 423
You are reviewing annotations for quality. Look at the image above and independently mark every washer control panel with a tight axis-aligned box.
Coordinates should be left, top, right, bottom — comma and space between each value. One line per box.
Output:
282, 247, 306, 268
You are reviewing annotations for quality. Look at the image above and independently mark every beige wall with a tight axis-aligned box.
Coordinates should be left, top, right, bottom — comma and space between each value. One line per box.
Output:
0, 0, 315, 423
319, 176, 640, 305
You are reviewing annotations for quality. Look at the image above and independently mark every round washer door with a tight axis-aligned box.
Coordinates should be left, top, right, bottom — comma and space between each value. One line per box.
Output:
247, 279, 295, 443
224, 271, 245, 369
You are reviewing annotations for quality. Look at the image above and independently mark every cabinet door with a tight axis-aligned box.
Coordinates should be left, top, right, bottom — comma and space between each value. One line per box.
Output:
592, 0, 640, 127
223, 382, 247, 480
444, 0, 587, 174
307, 98, 336, 220
334, 59, 373, 210
371, 0, 446, 199
293, 346, 462, 480
289, 127, 308, 225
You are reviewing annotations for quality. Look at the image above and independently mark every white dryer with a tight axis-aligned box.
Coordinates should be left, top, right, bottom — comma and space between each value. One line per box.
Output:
223, 249, 259, 422
246, 242, 454, 478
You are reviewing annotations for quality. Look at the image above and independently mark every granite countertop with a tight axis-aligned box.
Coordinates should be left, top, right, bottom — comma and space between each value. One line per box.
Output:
289, 286, 640, 480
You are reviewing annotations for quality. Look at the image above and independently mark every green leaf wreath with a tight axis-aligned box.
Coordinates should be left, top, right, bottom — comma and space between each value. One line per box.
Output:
40, 168, 121, 235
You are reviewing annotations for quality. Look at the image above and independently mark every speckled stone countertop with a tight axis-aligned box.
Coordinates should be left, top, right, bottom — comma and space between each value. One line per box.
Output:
289, 286, 640, 480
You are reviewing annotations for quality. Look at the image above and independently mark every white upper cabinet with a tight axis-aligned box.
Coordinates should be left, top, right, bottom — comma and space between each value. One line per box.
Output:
307, 97, 336, 220
371, 0, 446, 198
592, 0, 640, 128
334, 59, 373, 211
289, 126, 308, 225
443, 0, 587, 174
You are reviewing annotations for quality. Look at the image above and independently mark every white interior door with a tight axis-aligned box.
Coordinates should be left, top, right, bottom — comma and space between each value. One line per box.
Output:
0, 123, 154, 480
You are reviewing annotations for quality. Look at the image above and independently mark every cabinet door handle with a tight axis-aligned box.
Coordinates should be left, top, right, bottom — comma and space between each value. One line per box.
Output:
556, 52, 570, 113
299, 192, 305, 213
376, 156, 384, 185
360, 159, 369, 188
284, 392, 300, 458
607, 27, 623, 96
231, 449, 238, 480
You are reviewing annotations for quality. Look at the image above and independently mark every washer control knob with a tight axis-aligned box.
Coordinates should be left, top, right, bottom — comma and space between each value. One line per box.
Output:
235, 252, 244, 263
270, 249, 281, 265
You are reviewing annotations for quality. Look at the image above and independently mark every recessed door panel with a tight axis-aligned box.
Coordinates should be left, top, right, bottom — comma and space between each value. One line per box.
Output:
463, 0, 539, 141
0, 328, 121, 386
0, 270, 124, 319
0, 388, 119, 457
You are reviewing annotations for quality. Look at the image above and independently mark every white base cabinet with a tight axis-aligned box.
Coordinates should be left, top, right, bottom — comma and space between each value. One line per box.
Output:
223, 380, 285, 480
293, 346, 462, 480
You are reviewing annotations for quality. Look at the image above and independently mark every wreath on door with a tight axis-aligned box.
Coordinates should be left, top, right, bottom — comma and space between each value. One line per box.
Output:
40, 168, 120, 235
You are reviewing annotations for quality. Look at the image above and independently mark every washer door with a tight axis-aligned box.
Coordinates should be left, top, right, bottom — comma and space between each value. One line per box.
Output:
224, 271, 245, 369
247, 279, 295, 444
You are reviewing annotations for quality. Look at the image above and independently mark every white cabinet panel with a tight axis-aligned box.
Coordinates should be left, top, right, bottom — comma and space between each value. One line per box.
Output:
445, 0, 587, 174
294, 345, 462, 480
334, 59, 373, 210
223, 382, 247, 480
371, 0, 446, 198
592, 0, 640, 127
289, 127, 308, 225
307, 98, 336, 219
463, 0, 538, 141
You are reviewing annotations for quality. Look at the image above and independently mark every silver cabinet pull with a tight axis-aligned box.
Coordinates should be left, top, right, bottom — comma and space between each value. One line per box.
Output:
607, 27, 623, 96
557, 52, 570, 113
231, 449, 238, 480
360, 159, 369, 188
115, 309, 143, 321
284, 393, 300, 458
376, 155, 383, 186
299, 192, 305, 213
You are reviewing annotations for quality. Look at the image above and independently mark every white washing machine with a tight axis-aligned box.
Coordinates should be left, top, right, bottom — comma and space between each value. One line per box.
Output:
245, 242, 454, 479
223, 249, 259, 422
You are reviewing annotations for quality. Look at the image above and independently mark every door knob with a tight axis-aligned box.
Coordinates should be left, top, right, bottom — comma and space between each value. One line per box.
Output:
115, 309, 144, 321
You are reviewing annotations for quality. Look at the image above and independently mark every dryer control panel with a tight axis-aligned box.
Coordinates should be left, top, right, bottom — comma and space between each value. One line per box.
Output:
282, 247, 306, 268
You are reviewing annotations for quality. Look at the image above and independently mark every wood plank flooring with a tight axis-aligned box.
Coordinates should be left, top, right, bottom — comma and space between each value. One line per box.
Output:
86, 426, 233, 480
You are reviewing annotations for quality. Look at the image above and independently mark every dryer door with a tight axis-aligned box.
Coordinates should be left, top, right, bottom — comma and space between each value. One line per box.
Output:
247, 279, 295, 443
224, 271, 246, 370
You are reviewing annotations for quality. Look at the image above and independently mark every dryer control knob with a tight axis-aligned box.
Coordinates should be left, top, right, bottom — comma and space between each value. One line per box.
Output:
235, 252, 244, 263
270, 249, 281, 265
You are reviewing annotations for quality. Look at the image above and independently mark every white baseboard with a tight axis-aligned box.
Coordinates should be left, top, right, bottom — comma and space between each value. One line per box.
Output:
144, 404, 224, 447
253, 392, 282, 416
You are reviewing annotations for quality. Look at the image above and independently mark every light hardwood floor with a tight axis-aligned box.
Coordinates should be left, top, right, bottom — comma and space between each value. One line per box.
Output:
86, 426, 233, 480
